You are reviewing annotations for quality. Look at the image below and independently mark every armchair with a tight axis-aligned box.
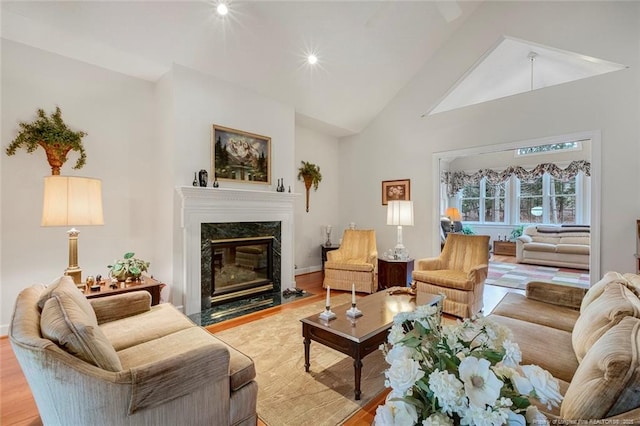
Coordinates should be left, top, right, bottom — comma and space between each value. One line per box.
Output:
323, 229, 377, 293
412, 233, 490, 318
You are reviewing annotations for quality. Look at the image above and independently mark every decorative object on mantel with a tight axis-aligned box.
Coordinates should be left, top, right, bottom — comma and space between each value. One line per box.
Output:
375, 303, 561, 425
297, 161, 322, 212
213, 176, 219, 187
5, 106, 87, 175
192, 172, 198, 186
276, 178, 286, 192
198, 169, 208, 187
212, 124, 271, 184
108, 252, 150, 282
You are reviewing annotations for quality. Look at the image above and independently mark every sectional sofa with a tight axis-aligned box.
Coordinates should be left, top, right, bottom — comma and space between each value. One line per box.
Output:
516, 225, 590, 269
489, 271, 640, 421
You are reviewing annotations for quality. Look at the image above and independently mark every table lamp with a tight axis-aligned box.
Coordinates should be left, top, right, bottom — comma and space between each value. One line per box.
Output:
387, 200, 414, 260
445, 207, 461, 232
41, 176, 104, 288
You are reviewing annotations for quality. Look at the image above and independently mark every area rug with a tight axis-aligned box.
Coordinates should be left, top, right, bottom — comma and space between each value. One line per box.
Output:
487, 261, 590, 290
212, 294, 387, 426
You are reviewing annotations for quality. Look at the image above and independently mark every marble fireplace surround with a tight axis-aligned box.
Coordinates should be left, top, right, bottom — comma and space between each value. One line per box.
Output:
176, 186, 296, 316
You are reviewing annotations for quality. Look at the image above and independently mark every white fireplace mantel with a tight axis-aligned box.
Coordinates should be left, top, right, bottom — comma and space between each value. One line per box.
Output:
176, 186, 297, 315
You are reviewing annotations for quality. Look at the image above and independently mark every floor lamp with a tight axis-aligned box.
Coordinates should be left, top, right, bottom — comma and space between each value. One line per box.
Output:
41, 176, 104, 288
387, 200, 414, 260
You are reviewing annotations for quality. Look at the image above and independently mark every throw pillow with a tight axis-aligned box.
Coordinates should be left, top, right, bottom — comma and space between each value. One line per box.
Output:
41, 292, 122, 372
580, 271, 628, 312
572, 283, 640, 362
37, 275, 97, 324
561, 316, 640, 419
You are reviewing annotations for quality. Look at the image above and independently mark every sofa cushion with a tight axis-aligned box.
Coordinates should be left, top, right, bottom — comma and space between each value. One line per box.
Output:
37, 276, 97, 323
572, 283, 640, 362
226, 344, 257, 391
490, 292, 579, 332
556, 244, 589, 255
490, 315, 578, 383
623, 273, 640, 297
581, 271, 629, 312
100, 303, 195, 351
523, 242, 557, 252
561, 316, 640, 419
41, 293, 122, 371
324, 260, 374, 272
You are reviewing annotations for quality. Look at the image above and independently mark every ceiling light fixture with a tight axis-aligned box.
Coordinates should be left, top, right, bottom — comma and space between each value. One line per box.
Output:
307, 54, 318, 65
216, 2, 229, 16
528, 51, 538, 91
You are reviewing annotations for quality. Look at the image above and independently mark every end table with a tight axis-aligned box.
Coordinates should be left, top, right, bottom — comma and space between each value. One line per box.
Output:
377, 258, 414, 291
321, 244, 340, 270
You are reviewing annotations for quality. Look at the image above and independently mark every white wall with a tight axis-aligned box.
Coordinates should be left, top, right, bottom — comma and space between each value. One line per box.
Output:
0, 40, 156, 333
294, 125, 340, 274
339, 1, 640, 275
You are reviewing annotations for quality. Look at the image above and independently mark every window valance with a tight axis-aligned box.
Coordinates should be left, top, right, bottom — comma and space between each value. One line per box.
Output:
442, 160, 590, 198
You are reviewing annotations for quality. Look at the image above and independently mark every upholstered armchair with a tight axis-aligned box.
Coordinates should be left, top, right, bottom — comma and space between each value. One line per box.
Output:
323, 229, 377, 293
412, 233, 490, 318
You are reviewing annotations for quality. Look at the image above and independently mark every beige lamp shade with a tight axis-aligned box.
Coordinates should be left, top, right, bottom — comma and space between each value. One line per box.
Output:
445, 207, 461, 222
387, 200, 414, 226
42, 176, 104, 227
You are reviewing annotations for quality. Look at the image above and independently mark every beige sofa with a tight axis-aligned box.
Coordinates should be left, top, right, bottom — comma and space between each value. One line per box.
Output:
9, 276, 258, 426
516, 225, 590, 270
489, 271, 640, 421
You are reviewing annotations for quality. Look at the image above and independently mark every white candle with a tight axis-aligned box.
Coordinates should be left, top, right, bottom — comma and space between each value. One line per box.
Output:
326, 286, 330, 307
352, 283, 356, 304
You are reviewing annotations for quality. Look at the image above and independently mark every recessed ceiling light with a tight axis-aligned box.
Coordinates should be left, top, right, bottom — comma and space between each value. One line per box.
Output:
216, 2, 229, 16
307, 54, 318, 65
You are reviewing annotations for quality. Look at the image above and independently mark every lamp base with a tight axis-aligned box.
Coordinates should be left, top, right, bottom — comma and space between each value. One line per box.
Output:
394, 245, 409, 261
64, 268, 83, 289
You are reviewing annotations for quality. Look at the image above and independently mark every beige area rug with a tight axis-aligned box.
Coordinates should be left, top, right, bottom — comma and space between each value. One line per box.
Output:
213, 294, 387, 426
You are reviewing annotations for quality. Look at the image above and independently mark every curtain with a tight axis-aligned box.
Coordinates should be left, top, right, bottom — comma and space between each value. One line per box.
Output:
442, 160, 590, 198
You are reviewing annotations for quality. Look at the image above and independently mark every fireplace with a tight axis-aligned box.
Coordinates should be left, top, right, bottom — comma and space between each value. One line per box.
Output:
176, 187, 295, 316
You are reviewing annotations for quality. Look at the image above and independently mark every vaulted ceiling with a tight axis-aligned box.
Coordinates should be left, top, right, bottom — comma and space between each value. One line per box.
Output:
1, 1, 482, 137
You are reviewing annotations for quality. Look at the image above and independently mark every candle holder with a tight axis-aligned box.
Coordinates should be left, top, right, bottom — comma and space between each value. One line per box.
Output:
319, 305, 337, 321
346, 303, 362, 318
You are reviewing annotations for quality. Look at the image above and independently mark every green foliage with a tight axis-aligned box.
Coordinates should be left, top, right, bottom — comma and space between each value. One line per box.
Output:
297, 161, 322, 190
108, 252, 150, 281
461, 225, 475, 235
5, 106, 87, 170
509, 225, 525, 241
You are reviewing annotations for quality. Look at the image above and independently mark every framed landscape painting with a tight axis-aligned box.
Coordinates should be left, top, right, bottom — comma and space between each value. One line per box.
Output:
212, 125, 271, 184
382, 179, 410, 205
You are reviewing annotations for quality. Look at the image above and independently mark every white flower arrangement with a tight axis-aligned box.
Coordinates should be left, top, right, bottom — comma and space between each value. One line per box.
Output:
375, 302, 562, 425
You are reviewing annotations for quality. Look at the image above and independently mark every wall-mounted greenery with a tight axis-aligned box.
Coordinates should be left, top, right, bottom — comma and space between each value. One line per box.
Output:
297, 161, 322, 212
5, 106, 87, 175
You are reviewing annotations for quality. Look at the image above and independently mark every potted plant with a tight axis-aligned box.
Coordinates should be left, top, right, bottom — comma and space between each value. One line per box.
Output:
297, 161, 322, 212
108, 252, 150, 282
5, 106, 87, 175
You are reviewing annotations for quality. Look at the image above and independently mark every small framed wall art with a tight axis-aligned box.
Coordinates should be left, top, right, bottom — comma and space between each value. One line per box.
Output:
381, 179, 410, 205
212, 124, 271, 184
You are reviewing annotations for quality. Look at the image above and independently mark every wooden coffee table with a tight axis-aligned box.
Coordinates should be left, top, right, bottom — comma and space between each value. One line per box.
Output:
301, 288, 440, 400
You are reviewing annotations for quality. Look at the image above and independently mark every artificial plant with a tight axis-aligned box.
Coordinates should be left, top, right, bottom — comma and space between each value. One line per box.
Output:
297, 161, 322, 212
108, 252, 150, 282
5, 106, 87, 175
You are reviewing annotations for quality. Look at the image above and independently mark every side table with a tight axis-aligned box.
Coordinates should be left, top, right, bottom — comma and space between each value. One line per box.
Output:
84, 276, 165, 306
321, 244, 340, 270
493, 241, 516, 256
377, 258, 414, 290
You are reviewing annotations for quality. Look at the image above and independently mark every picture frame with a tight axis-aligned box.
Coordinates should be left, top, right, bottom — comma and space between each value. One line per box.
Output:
382, 179, 410, 205
212, 124, 271, 185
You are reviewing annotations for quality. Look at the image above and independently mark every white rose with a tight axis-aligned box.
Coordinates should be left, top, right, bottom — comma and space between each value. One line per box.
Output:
520, 365, 563, 409
501, 340, 522, 368
385, 344, 416, 365
374, 403, 395, 425
511, 371, 534, 396
422, 412, 454, 426
388, 324, 406, 345
506, 410, 526, 426
385, 357, 425, 394
374, 397, 418, 426
525, 405, 548, 424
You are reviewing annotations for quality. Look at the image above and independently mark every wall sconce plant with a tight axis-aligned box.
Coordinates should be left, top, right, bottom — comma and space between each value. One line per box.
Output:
5, 106, 87, 175
297, 161, 322, 212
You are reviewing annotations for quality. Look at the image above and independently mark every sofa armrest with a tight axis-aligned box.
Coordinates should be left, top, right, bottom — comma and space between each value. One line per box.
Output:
517, 235, 532, 244
525, 281, 587, 310
128, 339, 230, 414
90, 292, 151, 324
366, 250, 378, 267
416, 257, 442, 271
326, 249, 343, 262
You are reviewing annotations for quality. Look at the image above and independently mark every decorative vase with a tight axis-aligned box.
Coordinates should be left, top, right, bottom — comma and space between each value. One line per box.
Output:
198, 169, 208, 187
41, 143, 72, 176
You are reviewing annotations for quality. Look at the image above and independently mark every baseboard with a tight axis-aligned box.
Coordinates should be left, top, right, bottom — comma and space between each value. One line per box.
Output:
295, 265, 322, 276
0, 324, 9, 337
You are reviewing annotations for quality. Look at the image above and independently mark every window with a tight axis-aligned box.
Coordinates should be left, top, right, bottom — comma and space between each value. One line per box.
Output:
460, 183, 480, 221
460, 179, 506, 224
485, 181, 506, 223
549, 177, 576, 224
518, 177, 544, 224
516, 141, 582, 156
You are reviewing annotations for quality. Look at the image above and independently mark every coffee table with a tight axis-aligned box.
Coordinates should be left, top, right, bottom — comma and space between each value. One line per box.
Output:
300, 288, 440, 400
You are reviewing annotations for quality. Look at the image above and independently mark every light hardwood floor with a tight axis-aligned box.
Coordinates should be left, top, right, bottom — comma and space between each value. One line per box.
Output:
0, 262, 524, 426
